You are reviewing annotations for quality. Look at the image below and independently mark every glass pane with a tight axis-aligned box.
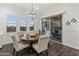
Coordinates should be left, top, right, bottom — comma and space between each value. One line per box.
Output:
20, 26, 27, 31
27, 17, 34, 25
6, 25, 16, 32
29, 26, 34, 31
6, 15, 16, 32
6, 15, 16, 24
19, 16, 26, 24
42, 18, 49, 34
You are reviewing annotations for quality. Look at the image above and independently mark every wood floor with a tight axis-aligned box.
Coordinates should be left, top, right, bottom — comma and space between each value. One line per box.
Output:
0, 41, 79, 56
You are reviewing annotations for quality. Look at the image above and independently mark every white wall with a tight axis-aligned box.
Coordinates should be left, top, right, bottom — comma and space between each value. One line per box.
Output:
0, 4, 26, 45
41, 3, 79, 50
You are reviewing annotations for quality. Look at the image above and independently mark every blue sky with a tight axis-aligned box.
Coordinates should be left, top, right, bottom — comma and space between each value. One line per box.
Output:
6, 15, 34, 24
27, 17, 34, 25
19, 16, 26, 24
6, 15, 16, 24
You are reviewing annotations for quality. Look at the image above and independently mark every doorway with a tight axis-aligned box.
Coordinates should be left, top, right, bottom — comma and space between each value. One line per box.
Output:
50, 15, 62, 42
42, 15, 62, 43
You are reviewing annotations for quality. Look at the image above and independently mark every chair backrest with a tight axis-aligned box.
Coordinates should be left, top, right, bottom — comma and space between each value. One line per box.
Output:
15, 33, 21, 42
12, 33, 20, 48
46, 31, 51, 41
1, 33, 13, 45
46, 31, 51, 36
17, 32, 25, 37
37, 35, 50, 53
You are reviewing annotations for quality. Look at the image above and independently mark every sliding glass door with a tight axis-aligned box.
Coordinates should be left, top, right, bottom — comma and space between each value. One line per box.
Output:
50, 15, 62, 42
42, 15, 62, 42
42, 18, 49, 34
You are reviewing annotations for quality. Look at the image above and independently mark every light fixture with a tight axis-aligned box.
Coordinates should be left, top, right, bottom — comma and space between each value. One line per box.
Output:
26, 3, 40, 20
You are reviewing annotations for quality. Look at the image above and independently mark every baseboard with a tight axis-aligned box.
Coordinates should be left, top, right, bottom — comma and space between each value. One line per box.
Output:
62, 43, 79, 50
50, 40, 79, 50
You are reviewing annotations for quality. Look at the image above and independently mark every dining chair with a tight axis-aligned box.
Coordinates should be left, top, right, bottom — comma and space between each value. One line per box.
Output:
32, 35, 50, 55
1, 33, 13, 45
0, 33, 14, 55
12, 33, 29, 56
46, 31, 51, 47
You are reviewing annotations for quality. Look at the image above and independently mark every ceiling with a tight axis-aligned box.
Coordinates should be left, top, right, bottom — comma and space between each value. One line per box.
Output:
10, 3, 58, 13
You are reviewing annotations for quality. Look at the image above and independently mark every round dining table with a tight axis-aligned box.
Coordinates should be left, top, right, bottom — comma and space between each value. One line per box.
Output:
20, 33, 39, 53
20, 33, 39, 45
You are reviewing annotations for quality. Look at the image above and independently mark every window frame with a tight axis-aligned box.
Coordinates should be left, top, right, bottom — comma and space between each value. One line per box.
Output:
6, 15, 17, 33
19, 16, 27, 32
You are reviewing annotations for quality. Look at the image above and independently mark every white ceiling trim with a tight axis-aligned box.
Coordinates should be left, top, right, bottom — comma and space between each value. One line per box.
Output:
41, 10, 65, 18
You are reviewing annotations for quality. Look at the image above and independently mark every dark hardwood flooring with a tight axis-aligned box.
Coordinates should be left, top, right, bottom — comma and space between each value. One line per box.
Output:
0, 41, 79, 56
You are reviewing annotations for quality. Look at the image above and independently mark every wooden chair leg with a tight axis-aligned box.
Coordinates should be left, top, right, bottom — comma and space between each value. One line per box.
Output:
13, 48, 15, 55
48, 42, 50, 48
46, 50, 48, 56
13, 48, 20, 56
35, 51, 39, 56
16, 52, 19, 56
36, 53, 39, 56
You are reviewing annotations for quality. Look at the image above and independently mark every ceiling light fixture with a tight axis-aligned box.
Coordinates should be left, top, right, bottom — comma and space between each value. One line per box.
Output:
26, 3, 40, 20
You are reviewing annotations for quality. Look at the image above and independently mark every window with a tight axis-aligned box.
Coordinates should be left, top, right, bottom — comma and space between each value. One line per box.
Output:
42, 18, 49, 34
19, 16, 27, 31
19, 16, 26, 24
27, 17, 34, 25
7, 24, 16, 32
6, 15, 16, 32
20, 25, 27, 31
27, 17, 34, 31
29, 25, 34, 31
20, 26, 26, 31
